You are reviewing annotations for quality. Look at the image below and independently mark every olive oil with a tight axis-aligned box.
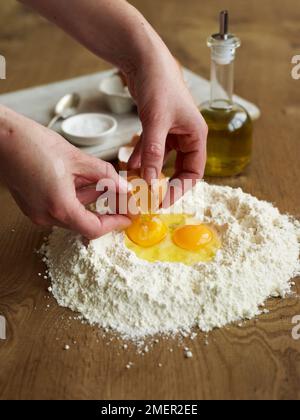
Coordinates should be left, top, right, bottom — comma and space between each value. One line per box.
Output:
201, 102, 252, 176
201, 11, 253, 177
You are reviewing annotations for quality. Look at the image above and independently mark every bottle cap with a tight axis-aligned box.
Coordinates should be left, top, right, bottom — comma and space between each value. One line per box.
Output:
208, 11, 241, 65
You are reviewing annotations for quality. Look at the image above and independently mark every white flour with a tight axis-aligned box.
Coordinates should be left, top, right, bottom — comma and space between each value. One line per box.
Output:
42, 182, 300, 340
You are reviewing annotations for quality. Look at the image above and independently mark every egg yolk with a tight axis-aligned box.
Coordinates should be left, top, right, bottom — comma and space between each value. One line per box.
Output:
172, 225, 213, 251
126, 215, 167, 247
124, 214, 221, 265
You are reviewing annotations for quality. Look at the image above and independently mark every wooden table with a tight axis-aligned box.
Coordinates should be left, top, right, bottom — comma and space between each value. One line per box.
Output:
0, 0, 299, 400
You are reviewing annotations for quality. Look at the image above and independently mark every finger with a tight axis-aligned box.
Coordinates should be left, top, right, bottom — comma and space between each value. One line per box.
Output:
163, 141, 175, 167
140, 124, 169, 184
47, 216, 74, 230
61, 200, 131, 240
75, 176, 96, 189
127, 137, 142, 170
77, 157, 129, 194
174, 132, 207, 179
161, 132, 206, 208
175, 148, 206, 180
76, 186, 102, 206
95, 214, 132, 236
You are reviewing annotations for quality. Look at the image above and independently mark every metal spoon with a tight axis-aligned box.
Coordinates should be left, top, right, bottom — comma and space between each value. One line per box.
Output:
47, 93, 81, 129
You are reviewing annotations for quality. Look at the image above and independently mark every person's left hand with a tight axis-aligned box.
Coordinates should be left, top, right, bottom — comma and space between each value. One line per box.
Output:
0, 106, 131, 239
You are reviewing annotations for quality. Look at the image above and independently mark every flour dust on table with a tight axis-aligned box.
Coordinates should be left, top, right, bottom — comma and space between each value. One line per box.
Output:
41, 182, 300, 341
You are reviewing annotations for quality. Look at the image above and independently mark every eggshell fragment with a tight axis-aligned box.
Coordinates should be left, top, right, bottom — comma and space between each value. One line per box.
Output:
118, 147, 134, 171
126, 169, 168, 214
118, 134, 141, 170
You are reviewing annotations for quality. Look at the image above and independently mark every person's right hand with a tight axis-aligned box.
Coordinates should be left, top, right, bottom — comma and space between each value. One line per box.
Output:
0, 106, 131, 239
125, 52, 207, 205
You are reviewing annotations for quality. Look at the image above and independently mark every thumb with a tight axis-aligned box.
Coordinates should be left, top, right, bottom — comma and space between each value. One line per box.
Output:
140, 123, 169, 184
64, 199, 131, 240
78, 156, 129, 194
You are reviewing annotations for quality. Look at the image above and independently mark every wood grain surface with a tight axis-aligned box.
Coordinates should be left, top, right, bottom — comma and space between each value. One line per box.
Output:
0, 0, 300, 400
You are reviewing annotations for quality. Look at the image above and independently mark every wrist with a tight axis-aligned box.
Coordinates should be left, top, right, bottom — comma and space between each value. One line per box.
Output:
116, 5, 173, 77
0, 106, 22, 159
0, 105, 13, 150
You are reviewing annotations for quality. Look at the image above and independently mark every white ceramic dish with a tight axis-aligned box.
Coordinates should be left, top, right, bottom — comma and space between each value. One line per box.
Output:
99, 75, 135, 114
61, 113, 117, 146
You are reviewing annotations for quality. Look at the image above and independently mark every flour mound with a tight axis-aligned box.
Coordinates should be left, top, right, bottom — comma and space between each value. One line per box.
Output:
42, 182, 300, 340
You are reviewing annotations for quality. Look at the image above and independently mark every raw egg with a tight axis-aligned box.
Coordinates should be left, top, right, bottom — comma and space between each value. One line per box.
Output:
125, 214, 221, 265
126, 215, 167, 247
126, 169, 168, 214
173, 224, 214, 251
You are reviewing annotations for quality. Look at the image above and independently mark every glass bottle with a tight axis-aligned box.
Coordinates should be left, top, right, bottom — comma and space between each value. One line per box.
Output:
200, 11, 253, 177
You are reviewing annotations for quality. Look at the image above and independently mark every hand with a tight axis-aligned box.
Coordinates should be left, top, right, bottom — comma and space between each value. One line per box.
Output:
126, 53, 208, 195
21, 0, 207, 199
21, 0, 207, 191
0, 106, 131, 239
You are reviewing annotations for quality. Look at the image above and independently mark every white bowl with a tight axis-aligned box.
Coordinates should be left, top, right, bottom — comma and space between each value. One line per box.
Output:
61, 113, 117, 146
99, 75, 135, 114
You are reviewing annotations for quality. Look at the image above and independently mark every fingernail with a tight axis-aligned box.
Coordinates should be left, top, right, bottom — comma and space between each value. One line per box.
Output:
142, 167, 158, 184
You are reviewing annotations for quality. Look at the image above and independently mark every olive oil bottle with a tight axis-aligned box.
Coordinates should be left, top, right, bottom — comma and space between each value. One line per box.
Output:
201, 11, 253, 177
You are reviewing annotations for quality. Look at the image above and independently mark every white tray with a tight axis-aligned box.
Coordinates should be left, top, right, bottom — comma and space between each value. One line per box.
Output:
0, 68, 260, 160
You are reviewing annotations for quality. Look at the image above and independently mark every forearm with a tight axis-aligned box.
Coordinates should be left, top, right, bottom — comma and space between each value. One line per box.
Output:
0, 105, 19, 155
0, 106, 23, 184
0, 105, 49, 167
19, 0, 172, 75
